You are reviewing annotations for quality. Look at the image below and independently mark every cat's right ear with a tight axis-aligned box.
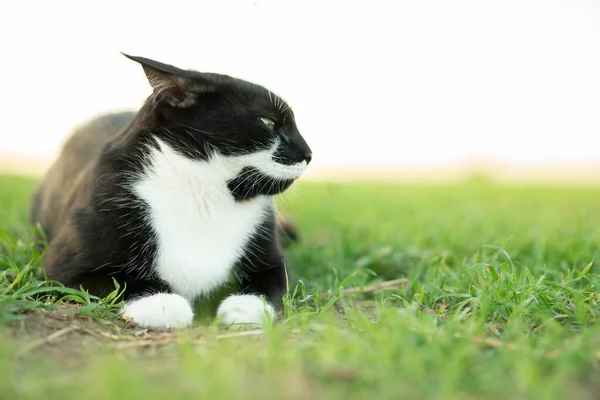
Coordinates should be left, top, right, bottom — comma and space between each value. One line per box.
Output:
122, 53, 216, 108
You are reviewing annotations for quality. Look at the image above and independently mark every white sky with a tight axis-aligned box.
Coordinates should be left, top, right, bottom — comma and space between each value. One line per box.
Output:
1, 0, 599, 169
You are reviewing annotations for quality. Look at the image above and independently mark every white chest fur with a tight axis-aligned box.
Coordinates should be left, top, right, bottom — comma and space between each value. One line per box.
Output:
132, 139, 271, 301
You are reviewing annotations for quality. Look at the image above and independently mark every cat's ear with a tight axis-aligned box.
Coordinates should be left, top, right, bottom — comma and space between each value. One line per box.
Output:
122, 53, 215, 108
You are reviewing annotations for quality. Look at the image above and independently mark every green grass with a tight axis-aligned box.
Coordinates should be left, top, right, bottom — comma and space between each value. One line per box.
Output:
2, 174, 600, 399
0, 175, 125, 325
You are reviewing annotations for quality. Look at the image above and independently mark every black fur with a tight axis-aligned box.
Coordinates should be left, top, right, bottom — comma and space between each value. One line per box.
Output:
32, 54, 312, 309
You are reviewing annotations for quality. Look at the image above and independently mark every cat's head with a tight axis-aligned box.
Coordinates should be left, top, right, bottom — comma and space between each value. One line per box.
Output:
124, 53, 312, 200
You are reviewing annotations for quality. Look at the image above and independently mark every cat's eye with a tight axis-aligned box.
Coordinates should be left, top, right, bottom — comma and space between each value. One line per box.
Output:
260, 117, 276, 130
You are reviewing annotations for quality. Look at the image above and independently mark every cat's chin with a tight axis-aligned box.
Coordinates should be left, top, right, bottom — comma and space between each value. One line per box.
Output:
227, 168, 296, 201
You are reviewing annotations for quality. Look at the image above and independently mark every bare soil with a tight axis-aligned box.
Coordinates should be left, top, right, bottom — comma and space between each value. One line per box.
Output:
8, 304, 189, 366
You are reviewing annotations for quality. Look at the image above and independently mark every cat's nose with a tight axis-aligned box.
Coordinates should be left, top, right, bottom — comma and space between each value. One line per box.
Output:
304, 152, 312, 165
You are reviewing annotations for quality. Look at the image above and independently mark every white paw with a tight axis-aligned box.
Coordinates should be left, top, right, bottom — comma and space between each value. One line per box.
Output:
122, 293, 194, 329
216, 294, 276, 329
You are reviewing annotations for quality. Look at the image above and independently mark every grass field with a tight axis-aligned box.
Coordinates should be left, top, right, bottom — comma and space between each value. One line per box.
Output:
1, 173, 600, 399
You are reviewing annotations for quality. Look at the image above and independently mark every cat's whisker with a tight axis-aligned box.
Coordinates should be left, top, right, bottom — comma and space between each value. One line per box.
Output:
182, 125, 220, 136
268, 90, 274, 107
277, 191, 291, 205
228, 168, 263, 196
250, 171, 271, 196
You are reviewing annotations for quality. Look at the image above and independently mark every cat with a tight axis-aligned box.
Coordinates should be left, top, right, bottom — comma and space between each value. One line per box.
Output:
29, 53, 312, 330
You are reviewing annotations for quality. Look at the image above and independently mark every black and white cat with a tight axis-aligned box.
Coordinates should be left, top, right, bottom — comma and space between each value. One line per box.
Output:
29, 54, 312, 329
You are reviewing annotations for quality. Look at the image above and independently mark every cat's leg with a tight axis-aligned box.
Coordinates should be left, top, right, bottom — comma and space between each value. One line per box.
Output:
51, 265, 194, 329
73, 272, 195, 329
44, 208, 194, 330
216, 293, 278, 330
50, 263, 194, 329
216, 244, 287, 330
119, 279, 194, 329
122, 292, 194, 329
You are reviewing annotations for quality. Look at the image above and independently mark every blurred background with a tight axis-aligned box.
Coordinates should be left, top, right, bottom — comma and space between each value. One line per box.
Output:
0, 0, 598, 182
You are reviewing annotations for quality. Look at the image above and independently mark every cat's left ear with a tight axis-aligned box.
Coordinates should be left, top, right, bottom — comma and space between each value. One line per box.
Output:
122, 53, 216, 108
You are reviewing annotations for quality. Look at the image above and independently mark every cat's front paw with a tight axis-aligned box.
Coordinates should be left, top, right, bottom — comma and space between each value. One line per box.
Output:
216, 294, 276, 330
122, 293, 194, 329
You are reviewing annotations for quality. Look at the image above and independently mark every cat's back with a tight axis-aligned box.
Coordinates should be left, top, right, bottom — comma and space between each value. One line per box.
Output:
29, 110, 136, 239
58, 110, 136, 171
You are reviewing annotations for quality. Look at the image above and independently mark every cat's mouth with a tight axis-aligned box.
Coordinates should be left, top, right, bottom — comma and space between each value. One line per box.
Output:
222, 141, 309, 183
223, 142, 309, 200
255, 160, 307, 181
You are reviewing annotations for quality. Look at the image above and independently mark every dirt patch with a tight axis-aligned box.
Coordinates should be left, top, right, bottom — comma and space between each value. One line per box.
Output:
7, 304, 185, 366
5, 303, 273, 368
